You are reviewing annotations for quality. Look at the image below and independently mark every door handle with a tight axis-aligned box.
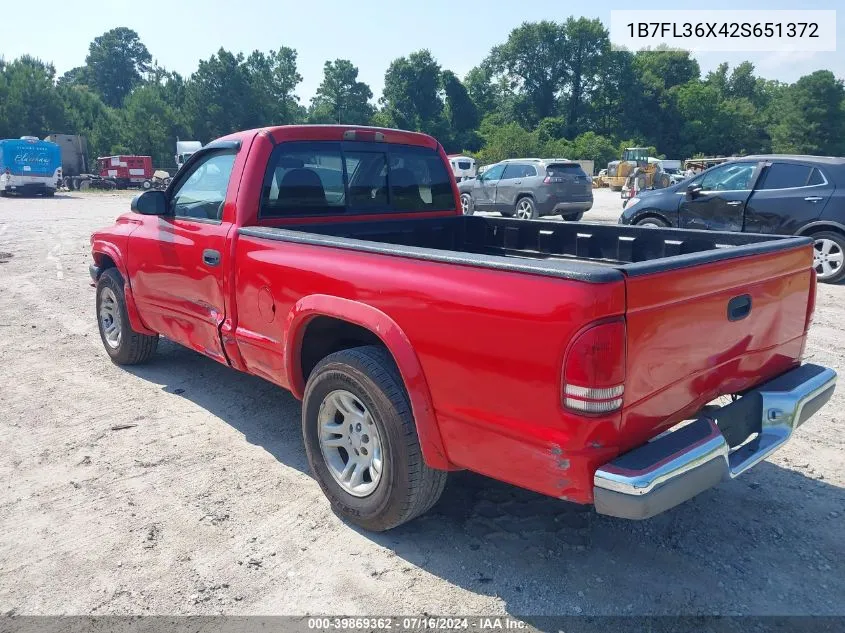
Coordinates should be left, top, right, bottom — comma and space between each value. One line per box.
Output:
514, 180, 522, 184
726, 201, 743, 206
805, 196, 824, 202
202, 249, 220, 267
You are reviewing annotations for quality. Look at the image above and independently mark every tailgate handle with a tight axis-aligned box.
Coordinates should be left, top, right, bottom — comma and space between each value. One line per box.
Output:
728, 294, 752, 321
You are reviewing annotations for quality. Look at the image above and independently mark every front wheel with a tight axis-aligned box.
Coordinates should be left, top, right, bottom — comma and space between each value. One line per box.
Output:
96, 268, 159, 364
635, 216, 669, 228
811, 231, 845, 283
460, 193, 474, 216
302, 345, 447, 531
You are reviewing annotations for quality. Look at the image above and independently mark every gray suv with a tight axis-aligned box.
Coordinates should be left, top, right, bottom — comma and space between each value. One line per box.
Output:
457, 158, 593, 220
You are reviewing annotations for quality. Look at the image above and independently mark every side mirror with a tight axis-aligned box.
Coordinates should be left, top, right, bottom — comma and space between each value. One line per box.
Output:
686, 184, 702, 199
131, 190, 169, 215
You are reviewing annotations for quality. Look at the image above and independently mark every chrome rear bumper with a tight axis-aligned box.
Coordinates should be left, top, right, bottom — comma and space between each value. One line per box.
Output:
594, 364, 837, 520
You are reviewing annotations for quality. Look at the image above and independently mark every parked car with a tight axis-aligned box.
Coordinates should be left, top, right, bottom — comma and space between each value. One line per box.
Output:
457, 158, 593, 220
619, 155, 845, 283
89, 126, 835, 531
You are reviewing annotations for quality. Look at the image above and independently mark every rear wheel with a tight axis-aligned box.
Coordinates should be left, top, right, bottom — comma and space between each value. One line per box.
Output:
460, 193, 474, 216
563, 212, 584, 222
302, 345, 447, 531
96, 268, 159, 364
514, 197, 537, 220
811, 231, 845, 283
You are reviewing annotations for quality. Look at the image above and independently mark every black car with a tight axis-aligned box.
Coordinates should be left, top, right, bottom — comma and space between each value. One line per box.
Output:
619, 155, 845, 283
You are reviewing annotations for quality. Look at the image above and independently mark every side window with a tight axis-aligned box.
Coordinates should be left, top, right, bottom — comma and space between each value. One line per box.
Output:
388, 145, 454, 211
523, 165, 537, 178
501, 164, 520, 180
757, 163, 812, 190
261, 142, 345, 217
481, 164, 505, 181
700, 163, 755, 191
172, 152, 236, 220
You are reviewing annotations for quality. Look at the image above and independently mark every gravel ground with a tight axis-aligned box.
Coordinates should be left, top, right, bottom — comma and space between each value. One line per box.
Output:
0, 189, 843, 618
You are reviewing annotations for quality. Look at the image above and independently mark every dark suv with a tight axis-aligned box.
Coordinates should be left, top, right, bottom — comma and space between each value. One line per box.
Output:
619, 155, 845, 283
458, 158, 593, 220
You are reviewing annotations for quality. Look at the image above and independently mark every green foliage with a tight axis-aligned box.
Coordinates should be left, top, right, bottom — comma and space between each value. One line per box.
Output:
183, 47, 303, 142
0, 56, 65, 138
381, 50, 444, 134
84, 27, 152, 107
769, 71, 845, 155
309, 60, 374, 125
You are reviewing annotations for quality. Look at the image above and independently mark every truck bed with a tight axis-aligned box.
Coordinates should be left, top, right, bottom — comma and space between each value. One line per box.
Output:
240, 215, 811, 282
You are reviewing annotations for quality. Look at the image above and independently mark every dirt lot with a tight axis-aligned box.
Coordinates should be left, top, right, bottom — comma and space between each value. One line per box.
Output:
0, 190, 843, 617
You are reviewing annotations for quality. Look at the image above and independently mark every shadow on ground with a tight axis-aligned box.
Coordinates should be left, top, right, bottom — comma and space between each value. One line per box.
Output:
126, 340, 845, 618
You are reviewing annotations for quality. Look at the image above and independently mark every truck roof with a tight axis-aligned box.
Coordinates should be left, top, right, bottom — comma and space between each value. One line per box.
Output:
220, 125, 440, 150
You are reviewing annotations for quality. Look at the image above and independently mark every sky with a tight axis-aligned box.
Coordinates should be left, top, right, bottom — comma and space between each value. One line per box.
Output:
2, 0, 842, 105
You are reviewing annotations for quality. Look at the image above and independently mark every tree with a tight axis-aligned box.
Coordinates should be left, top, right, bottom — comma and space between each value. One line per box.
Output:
488, 21, 568, 126
561, 17, 609, 136
475, 118, 541, 164
309, 59, 374, 125
381, 50, 443, 134
769, 70, 845, 155
184, 47, 303, 141
440, 70, 480, 152
121, 83, 184, 167
0, 56, 65, 138
85, 27, 152, 107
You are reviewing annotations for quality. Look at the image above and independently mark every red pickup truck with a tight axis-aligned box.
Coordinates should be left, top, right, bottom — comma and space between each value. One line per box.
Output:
89, 125, 837, 531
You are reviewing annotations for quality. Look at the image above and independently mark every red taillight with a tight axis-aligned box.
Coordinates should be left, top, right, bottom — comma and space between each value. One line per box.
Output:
563, 319, 626, 415
543, 175, 564, 184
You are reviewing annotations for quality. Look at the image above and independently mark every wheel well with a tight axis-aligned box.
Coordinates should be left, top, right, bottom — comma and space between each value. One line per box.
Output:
515, 193, 534, 203
798, 224, 845, 239
633, 211, 671, 226
300, 316, 385, 382
94, 254, 117, 275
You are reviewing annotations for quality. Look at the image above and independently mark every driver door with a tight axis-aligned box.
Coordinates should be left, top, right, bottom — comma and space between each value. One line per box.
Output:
127, 150, 238, 364
472, 163, 505, 211
679, 162, 761, 232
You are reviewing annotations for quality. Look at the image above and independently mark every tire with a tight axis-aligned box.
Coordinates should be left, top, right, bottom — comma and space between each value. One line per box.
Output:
635, 173, 648, 191
72, 178, 81, 191
460, 193, 474, 216
500, 211, 515, 218
635, 216, 669, 228
142, 180, 152, 190
810, 231, 845, 283
514, 196, 537, 220
95, 268, 159, 365
44, 189, 55, 197
563, 212, 584, 222
302, 345, 447, 531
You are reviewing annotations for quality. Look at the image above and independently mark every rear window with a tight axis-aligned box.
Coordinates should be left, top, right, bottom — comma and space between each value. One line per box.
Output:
546, 163, 586, 178
457, 161, 472, 170
261, 142, 455, 217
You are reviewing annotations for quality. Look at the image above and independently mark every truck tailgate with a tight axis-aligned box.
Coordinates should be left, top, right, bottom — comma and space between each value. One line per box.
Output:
619, 243, 815, 449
